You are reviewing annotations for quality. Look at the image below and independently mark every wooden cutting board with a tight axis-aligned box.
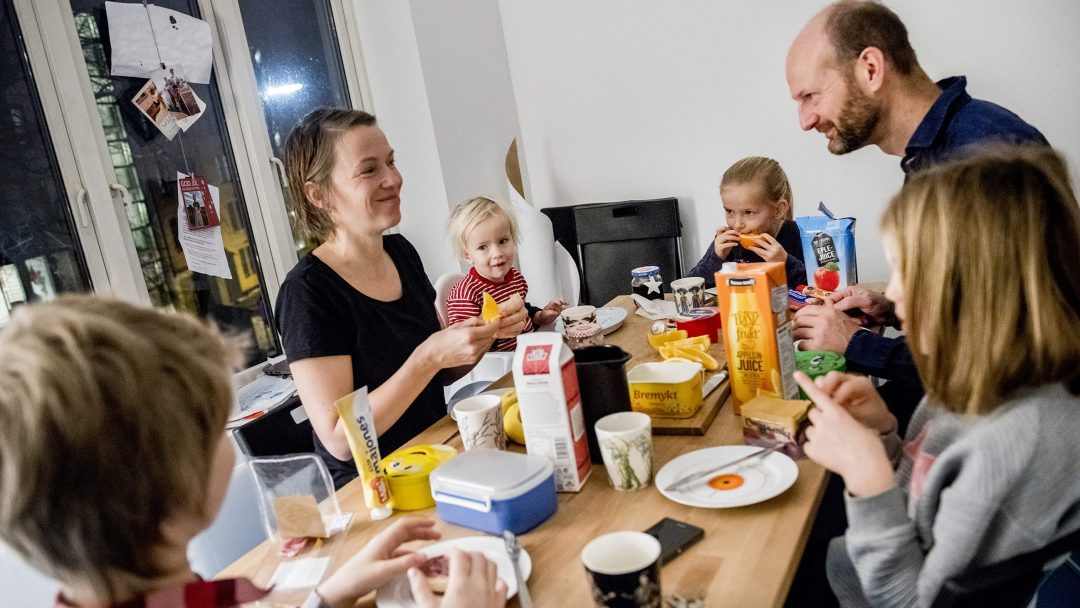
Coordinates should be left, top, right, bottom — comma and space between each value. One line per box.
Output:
598, 295, 730, 435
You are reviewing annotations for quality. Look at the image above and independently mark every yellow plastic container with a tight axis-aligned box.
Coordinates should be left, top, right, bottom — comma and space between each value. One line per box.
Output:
626, 361, 704, 418
381, 444, 457, 511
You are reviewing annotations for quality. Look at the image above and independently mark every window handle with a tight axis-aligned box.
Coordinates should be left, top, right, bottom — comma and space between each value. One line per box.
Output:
75, 188, 91, 228
270, 156, 288, 190
109, 183, 132, 205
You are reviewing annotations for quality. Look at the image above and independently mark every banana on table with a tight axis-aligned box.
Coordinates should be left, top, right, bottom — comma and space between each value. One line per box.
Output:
500, 389, 525, 445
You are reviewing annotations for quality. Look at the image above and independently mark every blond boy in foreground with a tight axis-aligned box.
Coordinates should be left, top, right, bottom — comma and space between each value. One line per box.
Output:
0, 296, 505, 608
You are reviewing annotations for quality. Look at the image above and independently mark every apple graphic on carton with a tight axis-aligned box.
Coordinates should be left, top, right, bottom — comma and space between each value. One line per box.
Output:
813, 262, 840, 291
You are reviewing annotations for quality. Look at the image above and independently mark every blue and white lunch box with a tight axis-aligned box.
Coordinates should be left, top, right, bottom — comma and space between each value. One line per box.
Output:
429, 448, 557, 535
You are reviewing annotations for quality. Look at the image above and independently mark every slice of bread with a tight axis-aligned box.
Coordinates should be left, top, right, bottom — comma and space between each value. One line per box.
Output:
419, 555, 450, 594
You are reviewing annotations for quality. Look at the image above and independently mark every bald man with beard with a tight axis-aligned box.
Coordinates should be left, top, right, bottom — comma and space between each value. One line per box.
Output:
780, 3, 1047, 607
784, 0, 1046, 430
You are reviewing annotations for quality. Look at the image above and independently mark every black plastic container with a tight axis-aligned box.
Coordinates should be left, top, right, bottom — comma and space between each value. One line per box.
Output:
574, 345, 633, 463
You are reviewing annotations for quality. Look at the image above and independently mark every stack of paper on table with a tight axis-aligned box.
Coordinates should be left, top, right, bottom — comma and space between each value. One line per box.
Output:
229, 375, 296, 426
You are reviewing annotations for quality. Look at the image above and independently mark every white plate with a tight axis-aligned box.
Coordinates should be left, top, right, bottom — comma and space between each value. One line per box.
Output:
376, 536, 531, 607
704, 287, 718, 297
554, 306, 628, 336
655, 446, 798, 508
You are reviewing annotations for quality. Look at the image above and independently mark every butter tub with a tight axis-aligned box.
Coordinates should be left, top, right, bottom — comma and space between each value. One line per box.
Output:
627, 361, 704, 418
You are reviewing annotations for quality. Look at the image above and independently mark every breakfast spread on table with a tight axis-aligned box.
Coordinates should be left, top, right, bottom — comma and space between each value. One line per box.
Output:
255, 258, 851, 606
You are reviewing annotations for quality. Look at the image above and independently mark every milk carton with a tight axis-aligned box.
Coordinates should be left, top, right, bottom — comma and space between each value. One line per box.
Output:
715, 262, 798, 415
512, 333, 591, 492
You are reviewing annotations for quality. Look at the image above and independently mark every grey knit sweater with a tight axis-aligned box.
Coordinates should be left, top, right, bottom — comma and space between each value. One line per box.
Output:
826, 382, 1080, 607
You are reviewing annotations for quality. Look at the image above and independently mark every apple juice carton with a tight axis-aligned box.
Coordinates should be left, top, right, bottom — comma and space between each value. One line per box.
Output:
512, 332, 591, 492
714, 262, 798, 415
796, 202, 858, 291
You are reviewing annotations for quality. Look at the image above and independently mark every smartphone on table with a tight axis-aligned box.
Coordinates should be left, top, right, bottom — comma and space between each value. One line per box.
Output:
644, 517, 705, 564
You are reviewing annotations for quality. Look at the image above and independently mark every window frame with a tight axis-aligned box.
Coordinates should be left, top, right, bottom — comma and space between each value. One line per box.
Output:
11, 0, 376, 380
13, 0, 143, 301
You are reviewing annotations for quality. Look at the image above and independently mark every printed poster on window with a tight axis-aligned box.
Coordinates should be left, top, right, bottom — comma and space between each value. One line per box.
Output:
176, 172, 231, 279
179, 174, 219, 230
105, 2, 214, 84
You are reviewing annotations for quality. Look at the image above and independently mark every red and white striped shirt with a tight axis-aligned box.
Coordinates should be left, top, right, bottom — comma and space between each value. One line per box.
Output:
447, 266, 535, 352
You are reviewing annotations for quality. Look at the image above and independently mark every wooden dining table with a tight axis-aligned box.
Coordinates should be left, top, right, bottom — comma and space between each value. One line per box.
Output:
220, 295, 829, 607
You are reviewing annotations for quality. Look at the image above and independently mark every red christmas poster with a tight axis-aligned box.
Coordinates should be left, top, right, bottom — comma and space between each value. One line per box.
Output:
178, 174, 220, 230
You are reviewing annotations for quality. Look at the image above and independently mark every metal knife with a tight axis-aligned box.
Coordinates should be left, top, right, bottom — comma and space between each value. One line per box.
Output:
662, 444, 782, 492
502, 530, 533, 608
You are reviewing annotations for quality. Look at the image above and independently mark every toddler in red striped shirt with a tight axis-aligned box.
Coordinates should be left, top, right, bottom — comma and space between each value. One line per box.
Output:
447, 197, 566, 351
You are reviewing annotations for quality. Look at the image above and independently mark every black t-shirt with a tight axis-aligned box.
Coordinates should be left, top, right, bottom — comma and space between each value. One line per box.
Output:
275, 234, 444, 488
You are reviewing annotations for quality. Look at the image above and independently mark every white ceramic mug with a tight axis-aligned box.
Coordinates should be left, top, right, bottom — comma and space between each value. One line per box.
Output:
670, 277, 705, 315
594, 411, 653, 491
561, 305, 598, 328
451, 394, 506, 451
581, 531, 663, 607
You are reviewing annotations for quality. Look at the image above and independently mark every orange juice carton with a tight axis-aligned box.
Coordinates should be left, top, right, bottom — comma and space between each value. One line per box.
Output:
714, 262, 798, 415
512, 332, 591, 492
740, 395, 812, 460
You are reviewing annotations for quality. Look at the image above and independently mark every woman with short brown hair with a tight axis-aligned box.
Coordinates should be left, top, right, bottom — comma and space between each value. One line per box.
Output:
278, 108, 526, 487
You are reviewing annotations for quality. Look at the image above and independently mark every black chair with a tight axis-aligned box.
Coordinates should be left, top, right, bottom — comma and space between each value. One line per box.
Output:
542, 198, 682, 306
932, 527, 1080, 608
232, 395, 315, 458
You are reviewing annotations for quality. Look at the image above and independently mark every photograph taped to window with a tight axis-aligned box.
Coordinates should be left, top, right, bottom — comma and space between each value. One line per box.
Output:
179, 174, 219, 230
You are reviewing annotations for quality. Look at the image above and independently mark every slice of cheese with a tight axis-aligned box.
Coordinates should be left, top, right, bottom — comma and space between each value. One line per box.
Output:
481, 292, 500, 323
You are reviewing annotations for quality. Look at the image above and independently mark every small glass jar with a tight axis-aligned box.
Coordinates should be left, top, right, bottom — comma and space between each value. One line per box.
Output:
565, 321, 605, 350
630, 265, 664, 300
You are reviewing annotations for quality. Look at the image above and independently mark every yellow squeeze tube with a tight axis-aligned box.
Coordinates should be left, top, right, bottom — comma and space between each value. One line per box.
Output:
335, 387, 393, 520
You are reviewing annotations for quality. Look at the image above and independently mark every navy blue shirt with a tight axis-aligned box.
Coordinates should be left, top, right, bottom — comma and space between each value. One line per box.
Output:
846, 76, 1047, 383
687, 219, 807, 289
900, 76, 1048, 175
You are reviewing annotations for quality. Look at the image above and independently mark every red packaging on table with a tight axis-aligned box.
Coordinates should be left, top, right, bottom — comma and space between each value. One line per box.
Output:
674, 307, 721, 342
788, 289, 823, 311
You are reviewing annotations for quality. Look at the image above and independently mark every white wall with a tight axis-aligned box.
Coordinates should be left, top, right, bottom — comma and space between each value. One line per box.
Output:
351, 1, 523, 281
0, 543, 59, 608
410, 0, 522, 211
351, 1, 458, 280
497, 0, 1080, 282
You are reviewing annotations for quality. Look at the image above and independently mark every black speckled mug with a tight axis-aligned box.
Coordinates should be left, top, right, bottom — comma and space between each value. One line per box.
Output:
581, 531, 662, 607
